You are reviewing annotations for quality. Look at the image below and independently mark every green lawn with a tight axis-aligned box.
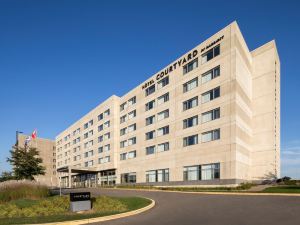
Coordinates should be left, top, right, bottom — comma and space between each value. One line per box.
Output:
262, 186, 300, 193
0, 196, 151, 225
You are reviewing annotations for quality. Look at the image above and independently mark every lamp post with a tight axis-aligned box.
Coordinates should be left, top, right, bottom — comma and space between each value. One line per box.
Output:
15, 131, 24, 146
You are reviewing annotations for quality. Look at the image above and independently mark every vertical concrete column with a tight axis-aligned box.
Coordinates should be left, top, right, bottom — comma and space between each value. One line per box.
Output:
68, 167, 72, 188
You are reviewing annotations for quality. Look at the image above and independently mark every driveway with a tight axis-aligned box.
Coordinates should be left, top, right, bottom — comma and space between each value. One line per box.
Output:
62, 188, 300, 225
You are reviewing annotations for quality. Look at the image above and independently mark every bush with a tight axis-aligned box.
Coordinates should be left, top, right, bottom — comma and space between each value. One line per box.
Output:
0, 180, 49, 202
236, 182, 255, 190
283, 180, 297, 185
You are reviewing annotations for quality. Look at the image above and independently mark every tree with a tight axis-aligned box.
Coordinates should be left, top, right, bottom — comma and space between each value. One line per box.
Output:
7, 146, 45, 180
0, 171, 14, 182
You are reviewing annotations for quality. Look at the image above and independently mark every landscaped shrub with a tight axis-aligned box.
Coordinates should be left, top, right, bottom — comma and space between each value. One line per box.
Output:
0, 180, 49, 202
236, 182, 255, 190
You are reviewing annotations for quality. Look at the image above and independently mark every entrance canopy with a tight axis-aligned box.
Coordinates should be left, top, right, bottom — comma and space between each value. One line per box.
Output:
57, 166, 98, 174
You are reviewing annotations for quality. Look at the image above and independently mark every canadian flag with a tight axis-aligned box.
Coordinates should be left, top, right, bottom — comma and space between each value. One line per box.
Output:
31, 129, 37, 139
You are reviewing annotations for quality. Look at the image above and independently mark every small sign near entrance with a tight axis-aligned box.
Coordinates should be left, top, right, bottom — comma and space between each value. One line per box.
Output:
70, 192, 91, 212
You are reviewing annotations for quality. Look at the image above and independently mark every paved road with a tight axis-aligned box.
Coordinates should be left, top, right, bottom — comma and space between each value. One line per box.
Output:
63, 188, 300, 225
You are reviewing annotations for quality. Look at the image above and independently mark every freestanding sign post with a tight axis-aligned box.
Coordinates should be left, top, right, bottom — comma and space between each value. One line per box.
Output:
70, 192, 91, 212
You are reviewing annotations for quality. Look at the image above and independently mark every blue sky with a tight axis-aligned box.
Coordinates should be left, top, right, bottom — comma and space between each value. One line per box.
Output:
0, 0, 299, 178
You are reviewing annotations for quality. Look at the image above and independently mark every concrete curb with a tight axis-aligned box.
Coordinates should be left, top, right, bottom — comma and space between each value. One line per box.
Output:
103, 187, 300, 197
27, 197, 155, 225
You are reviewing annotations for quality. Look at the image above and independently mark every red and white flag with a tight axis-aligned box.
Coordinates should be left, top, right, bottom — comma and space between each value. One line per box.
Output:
31, 129, 37, 139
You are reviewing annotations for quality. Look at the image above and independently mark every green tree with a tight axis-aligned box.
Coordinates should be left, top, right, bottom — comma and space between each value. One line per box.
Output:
0, 171, 14, 182
7, 146, 45, 180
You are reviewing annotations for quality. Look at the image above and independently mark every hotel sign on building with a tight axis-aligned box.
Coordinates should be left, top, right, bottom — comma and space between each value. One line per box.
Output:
55, 21, 280, 188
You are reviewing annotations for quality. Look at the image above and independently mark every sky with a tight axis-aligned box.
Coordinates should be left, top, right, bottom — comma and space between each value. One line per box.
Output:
0, 0, 299, 178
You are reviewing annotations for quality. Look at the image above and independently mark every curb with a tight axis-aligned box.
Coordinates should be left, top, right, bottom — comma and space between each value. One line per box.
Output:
102, 187, 300, 197
28, 197, 155, 225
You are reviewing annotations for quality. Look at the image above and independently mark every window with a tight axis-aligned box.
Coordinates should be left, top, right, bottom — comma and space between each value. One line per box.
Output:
183, 58, 198, 75
84, 123, 88, 129
121, 172, 136, 183
128, 137, 136, 145
146, 146, 155, 155
98, 113, 103, 121
120, 115, 127, 123
145, 100, 155, 111
201, 45, 220, 64
99, 156, 110, 164
157, 125, 169, 136
98, 146, 103, 153
120, 140, 127, 148
184, 166, 200, 181
183, 97, 198, 111
183, 134, 198, 147
84, 150, 93, 158
145, 84, 155, 96
157, 142, 169, 152
157, 109, 169, 121
104, 109, 110, 117
98, 135, 103, 143
157, 92, 169, 105
183, 77, 198, 93
146, 130, 155, 140
104, 121, 110, 128
85, 160, 93, 167
128, 110, 136, 119
84, 133, 88, 139
104, 144, 110, 152
183, 115, 198, 129
128, 96, 136, 106
120, 127, 127, 136
146, 169, 169, 182
157, 76, 169, 89
201, 66, 220, 84
128, 123, 136, 133
120, 153, 127, 161
146, 115, 155, 126
98, 124, 103, 132
201, 163, 220, 180
128, 150, 136, 159
120, 102, 127, 111
202, 129, 220, 142
201, 87, 220, 103
104, 132, 110, 140
202, 108, 220, 123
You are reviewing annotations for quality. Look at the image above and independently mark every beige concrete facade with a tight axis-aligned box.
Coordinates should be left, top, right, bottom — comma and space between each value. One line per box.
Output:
55, 21, 280, 187
18, 134, 58, 187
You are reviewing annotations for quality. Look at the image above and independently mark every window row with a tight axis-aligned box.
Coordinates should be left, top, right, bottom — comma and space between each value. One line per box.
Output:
145, 109, 169, 126
98, 120, 110, 132
145, 126, 169, 140
120, 150, 137, 161
98, 132, 110, 142
146, 142, 169, 155
145, 76, 169, 97
120, 123, 136, 136
183, 129, 220, 147
120, 96, 136, 111
145, 92, 169, 111
183, 86, 220, 111
183, 66, 220, 93
120, 163, 219, 184
184, 163, 220, 181
120, 110, 136, 123
183, 107, 220, 129
98, 109, 110, 121
120, 137, 137, 148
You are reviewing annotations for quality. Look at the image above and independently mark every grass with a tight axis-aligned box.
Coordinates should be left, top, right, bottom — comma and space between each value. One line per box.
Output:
0, 180, 49, 202
262, 186, 300, 193
0, 196, 151, 225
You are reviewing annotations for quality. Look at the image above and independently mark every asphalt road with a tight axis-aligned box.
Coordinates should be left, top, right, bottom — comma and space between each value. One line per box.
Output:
63, 188, 300, 225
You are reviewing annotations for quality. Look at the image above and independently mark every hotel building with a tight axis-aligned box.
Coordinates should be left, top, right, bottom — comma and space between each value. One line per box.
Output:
56, 21, 280, 187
